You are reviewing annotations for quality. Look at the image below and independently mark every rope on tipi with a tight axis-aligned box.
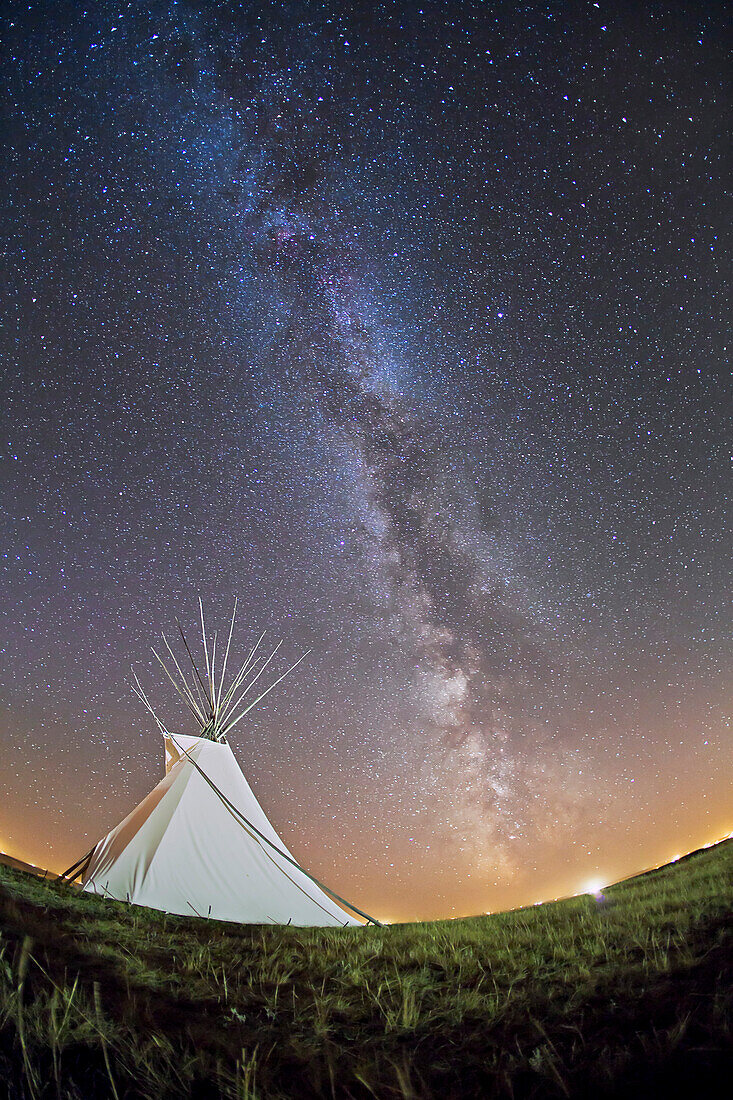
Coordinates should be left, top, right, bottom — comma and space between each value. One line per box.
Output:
167, 734, 381, 927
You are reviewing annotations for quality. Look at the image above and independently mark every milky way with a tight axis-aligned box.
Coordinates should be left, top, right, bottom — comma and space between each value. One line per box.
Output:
1, 1, 730, 919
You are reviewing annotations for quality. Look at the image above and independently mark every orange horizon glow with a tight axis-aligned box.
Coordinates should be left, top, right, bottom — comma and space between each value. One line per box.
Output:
2, 825, 731, 924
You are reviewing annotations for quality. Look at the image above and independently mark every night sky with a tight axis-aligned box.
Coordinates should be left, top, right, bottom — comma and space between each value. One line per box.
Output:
1, 1, 730, 922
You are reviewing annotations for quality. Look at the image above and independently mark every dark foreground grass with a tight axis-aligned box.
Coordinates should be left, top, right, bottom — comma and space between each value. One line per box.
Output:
0, 841, 731, 1099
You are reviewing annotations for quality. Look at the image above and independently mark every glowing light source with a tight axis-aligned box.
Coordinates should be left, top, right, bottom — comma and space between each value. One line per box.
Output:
585, 878, 605, 898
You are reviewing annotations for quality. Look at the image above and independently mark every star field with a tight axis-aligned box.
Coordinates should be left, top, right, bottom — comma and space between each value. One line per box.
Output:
0, 1, 730, 920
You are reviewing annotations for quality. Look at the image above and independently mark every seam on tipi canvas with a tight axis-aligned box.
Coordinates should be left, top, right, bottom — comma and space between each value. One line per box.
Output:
85, 762, 183, 884
114, 752, 199, 893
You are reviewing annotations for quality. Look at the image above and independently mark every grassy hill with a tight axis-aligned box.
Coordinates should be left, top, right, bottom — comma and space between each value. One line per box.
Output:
0, 840, 730, 1099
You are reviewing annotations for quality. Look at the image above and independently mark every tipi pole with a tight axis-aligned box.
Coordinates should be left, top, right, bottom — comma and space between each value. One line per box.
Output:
220, 650, 310, 738
160, 634, 207, 723
176, 618, 213, 710
218, 640, 283, 730
216, 599, 238, 712
56, 846, 96, 883
199, 597, 216, 706
216, 631, 267, 724
152, 647, 206, 728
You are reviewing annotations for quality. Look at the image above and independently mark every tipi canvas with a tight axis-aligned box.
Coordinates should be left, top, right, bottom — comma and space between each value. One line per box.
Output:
83, 733, 362, 926
70, 601, 373, 927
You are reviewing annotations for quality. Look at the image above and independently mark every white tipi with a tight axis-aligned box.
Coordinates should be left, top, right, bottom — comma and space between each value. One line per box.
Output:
66, 602, 375, 927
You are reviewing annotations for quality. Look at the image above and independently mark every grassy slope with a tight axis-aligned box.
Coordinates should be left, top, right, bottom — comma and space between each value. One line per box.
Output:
0, 841, 731, 1099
